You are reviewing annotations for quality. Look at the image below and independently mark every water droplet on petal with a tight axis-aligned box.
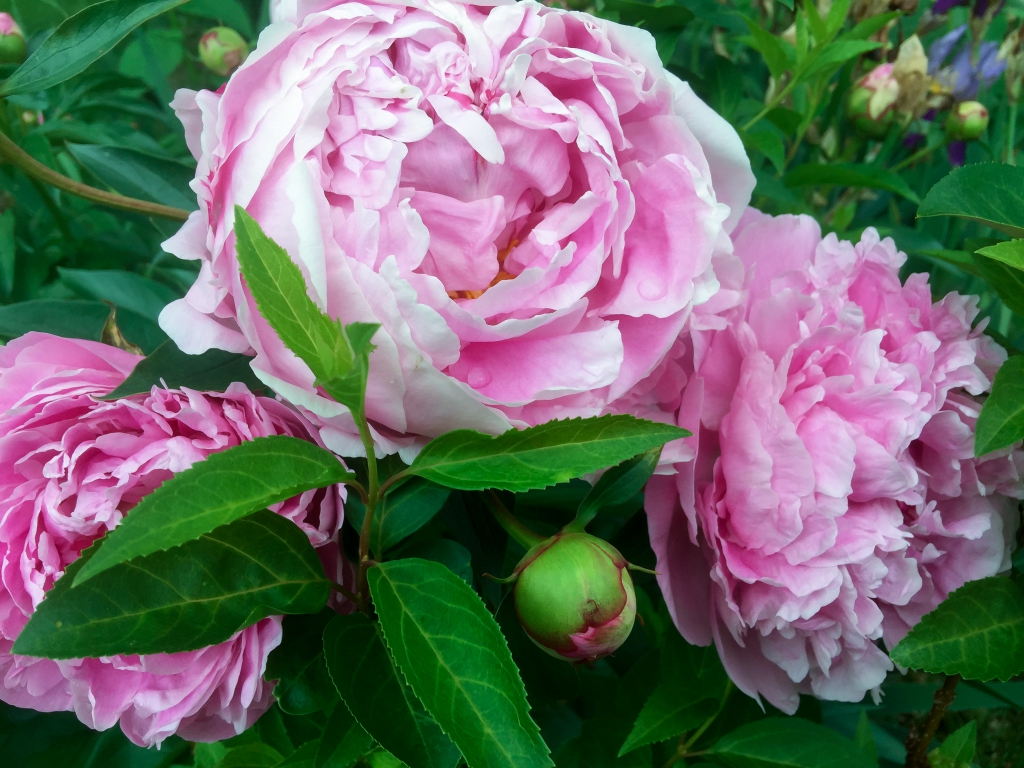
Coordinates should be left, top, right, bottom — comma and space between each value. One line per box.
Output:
638, 279, 667, 301
467, 367, 491, 388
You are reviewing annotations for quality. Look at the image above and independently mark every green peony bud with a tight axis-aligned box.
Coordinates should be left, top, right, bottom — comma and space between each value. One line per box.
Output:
199, 27, 249, 77
846, 63, 899, 139
513, 532, 636, 663
0, 13, 26, 65
945, 101, 989, 142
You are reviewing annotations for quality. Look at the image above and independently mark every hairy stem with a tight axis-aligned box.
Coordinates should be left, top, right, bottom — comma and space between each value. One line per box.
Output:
0, 129, 191, 222
355, 412, 379, 614
905, 674, 960, 768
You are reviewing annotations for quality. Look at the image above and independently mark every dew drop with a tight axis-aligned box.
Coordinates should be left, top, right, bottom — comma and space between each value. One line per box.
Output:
638, 278, 667, 301
467, 367, 491, 388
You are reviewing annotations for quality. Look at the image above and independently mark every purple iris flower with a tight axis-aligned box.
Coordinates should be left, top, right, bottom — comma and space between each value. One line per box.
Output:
931, 0, 969, 14
928, 24, 1006, 99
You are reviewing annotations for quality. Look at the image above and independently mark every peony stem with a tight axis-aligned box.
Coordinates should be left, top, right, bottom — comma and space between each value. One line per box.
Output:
0, 128, 191, 222
663, 682, 733, 768
484, 490, 546, 549
904, 674, 960, 768
355, 411, 380, 615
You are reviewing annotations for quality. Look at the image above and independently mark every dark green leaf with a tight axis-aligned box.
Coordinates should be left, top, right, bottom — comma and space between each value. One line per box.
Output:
67, 143, 197, 211
266, 611, 338, 715
785, 163, 920, 203
374, 478, 451, 554
14, 510, 330, 659
798, 40, 880, 80
180, 0, 255, 37
854, 713, 878, 767
101, 341, 264, 400
369, 559, 552, 768
841, 11, 898, 40
573, 449, 659, 531
598, 0, 693, 30
276, 741, 320, 768
889, 577, 1024, 681
708, 718, 876, 768
315, 703, 375, 768
917, 163, 1024, 238
59, 268, 180, 323
405, 539, 473, 585
0, 299, 110, 340
0, 0, 189, 96
929, 721, 975, 768
407, 416, 688, 492
218, 744, 285, 768
619, 631, 723, 755
323, 612, 461, 768
975, 239, 1024, 271
0, 209, 13, 300
743, 20, 793, 79
975, 356, 1024, 455
743, 126, 786, 174
74, 436, 351, 585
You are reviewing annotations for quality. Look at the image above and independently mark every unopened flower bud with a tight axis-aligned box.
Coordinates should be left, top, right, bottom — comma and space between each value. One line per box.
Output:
0, 13, 26, 65
513, 532, 636, 662
199, 27, 248, 77
847, 64, 899, 139
945, 100, 989, 141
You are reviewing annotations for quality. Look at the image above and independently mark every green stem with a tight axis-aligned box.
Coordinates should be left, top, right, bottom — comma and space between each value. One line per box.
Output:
0, 128, 190, 221
1008, 100, 1018, 166
743, 79, 797, 132
891, 142, 942, 173
485, 490, 546, 549
355, 412, 380, 614
662, 681, 733, 768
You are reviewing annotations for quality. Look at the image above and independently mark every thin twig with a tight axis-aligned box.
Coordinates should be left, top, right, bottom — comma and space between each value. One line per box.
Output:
0, 129, 191, 222
905, 675, 960, 768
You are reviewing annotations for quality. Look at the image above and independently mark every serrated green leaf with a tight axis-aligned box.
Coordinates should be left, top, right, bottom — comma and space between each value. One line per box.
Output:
708, 718, 876, 768
406, 416, 688, 492
266, 611, 338, 715
101, 340, 264, 400
67, 143, 197, 212
320, 322, 379, 417
315, 703, 375, 768
619, 631, 723, 756
374, 478, 451, 555
976, 239, 1024, 272
889, 577, 1024, 681
929, 721, 975, 768
0, 0, 188, 96
323, 612, 461, 768
573, 449, 660, 532
275, 741, 320, 768
917, 164, 1024, 238
74, 436, 351, 585
972, 254, 1024, 318
785, 163, 920, 203
14, 510, 329, 659
975, 356, 1024, 455
368, 559, 552, 768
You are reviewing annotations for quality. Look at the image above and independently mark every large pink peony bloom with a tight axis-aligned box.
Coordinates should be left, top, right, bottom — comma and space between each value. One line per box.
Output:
158, 0, 754, 457
0, 333, 344, 746
646, 210, 1023, 712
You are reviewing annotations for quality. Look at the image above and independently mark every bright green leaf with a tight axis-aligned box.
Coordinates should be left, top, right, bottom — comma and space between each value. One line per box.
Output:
975, 356, 1024, 455
929, 721, 976, 768
14, 511, 330, 659
841, 11, 898, 40
74, 436, 351, 585
743, 126, 786, 174
976, 239, 1024, 271
369, 559, 552, 768
798, 40, 880, 80
406, 415, 688, 492
67, 143, 197, 211
785, 163, 920, 203
708, 718, 876, 768
100, 340, 264, 400
323, 612, 461, 768
0, 0, 189, 96
889, 577, 1024, 681
572, 449, 659, 532
918, 163, 1024, 238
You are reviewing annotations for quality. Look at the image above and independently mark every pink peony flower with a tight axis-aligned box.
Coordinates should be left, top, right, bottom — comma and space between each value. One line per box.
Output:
0, 333, 345, 746
646, 210, 1023, 712
158, 0, 754, 458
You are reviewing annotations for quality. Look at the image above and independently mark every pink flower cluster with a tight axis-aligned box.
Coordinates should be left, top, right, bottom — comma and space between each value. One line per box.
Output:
158, 0, 753, 458
646, 210, 1023, 712
0, 334, 344, 746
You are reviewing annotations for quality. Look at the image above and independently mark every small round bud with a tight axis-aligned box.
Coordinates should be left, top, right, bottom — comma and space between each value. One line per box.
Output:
513, 532, 636, 663
945, 101, 989, 141
199, 27, 249, 77
846, 64, 899, 139
0, 13, 27, 65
